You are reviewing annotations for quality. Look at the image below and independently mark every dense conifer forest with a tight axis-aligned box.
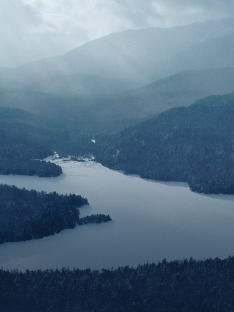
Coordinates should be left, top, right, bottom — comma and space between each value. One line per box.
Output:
1, 256, 234, 312
0, 185, 111, 244
0, 108, 63, 177
97, 94, 234, 194
79, 214, 112, 225
0, 158, 62, 177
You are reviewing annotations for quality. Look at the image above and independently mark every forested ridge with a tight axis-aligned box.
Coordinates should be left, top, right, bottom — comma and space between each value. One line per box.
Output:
0, 184, 111, 244
0, 104, 104, 177
0, 108, 62, 177
1, 256, 234, 312
97, 93, 234, 194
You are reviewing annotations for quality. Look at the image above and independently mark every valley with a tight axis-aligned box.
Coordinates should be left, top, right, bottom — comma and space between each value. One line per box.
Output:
1, 14, 234, 311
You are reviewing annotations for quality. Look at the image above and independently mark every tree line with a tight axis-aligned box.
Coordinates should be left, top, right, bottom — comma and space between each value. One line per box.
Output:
1, 256, 234, 311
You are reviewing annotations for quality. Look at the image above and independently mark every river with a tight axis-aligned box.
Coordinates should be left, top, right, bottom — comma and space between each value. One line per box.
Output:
0, 159, 234, 270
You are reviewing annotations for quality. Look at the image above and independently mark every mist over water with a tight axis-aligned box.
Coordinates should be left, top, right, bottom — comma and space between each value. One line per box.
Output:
0, 160, 233, 271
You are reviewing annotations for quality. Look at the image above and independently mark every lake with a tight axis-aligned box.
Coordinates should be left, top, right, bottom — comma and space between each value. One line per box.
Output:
0, 159, 234, 271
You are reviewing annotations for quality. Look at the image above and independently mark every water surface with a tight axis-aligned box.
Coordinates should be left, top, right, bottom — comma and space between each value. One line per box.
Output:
0, 159, 234, 270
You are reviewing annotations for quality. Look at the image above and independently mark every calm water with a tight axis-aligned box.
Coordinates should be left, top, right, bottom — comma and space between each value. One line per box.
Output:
0, 159, 234, 271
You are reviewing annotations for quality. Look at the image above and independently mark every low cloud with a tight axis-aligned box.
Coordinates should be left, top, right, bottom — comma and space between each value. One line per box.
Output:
1, 0, 234, 66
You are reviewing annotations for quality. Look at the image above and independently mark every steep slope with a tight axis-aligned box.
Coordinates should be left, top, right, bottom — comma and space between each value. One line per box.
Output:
97, 93, 234, 194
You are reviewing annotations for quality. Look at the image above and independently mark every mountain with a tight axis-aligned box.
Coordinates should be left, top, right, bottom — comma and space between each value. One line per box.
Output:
1, 67, 234, 138
0, 73, 137, 97
164, 32, 234, 76
96, 93, 234, 194
96, 67, 234, 120
25, 73, 137, 96
0, 90, 133, 134
2, 17, 234, 90
0, 91, 64, 115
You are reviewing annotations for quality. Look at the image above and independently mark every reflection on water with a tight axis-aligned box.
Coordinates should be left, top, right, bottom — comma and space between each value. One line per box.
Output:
0, 159, 234, 271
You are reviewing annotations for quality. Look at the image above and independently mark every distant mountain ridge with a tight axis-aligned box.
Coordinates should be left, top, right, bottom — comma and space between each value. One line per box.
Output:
164, 32, 234, 76
1, 67, 234, 136
75, 67, 234, 125
2, 17, 234, 92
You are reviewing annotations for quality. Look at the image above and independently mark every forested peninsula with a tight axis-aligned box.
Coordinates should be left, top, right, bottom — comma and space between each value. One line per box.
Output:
0, 184, 111, 244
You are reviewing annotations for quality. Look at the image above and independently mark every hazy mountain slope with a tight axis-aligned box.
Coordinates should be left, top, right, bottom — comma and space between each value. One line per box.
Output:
0, 91, 95, 131
0, 73, 136, 97
2, 18, 234, 87
0, 90, 135, 135
1, 67, 234, 138
97, 67, 234, 120
27, 73, 137, 96
136, 68, 234, 97
0, 91, 65, 115
165, 32, 234, 76
97, 93, 234, 194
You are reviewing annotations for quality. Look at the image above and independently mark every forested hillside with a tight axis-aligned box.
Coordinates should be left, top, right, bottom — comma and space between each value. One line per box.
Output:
0, 108, 62, 177
97, 93, 234, 194
1, 257, 234, 312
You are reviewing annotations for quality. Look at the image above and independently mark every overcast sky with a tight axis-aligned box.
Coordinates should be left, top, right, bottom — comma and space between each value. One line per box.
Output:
1, 0, 234, 67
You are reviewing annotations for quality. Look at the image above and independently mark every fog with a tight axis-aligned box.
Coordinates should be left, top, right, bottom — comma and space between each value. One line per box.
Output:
1, 0, 234, 67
